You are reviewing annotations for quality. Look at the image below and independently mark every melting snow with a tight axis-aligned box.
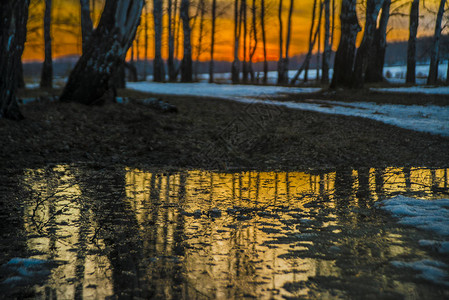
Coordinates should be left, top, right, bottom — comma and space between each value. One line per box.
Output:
391, 260, 449, 287
128, 82, 449, 137
376, 195, 449, 236
372, 86, 449, 95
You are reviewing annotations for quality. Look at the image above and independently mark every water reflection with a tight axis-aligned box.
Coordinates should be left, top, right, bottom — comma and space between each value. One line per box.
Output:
14, 166, 449, 298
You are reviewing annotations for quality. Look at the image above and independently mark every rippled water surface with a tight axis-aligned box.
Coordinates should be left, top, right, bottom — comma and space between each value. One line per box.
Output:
1, 166, 449, 299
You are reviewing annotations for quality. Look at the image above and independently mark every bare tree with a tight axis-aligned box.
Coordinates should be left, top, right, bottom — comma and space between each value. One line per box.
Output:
209, 0, 217, 83
40, 0, 53, 88
0, 0, 30, 120
168, 0, 177, 81
352, 0, 383, 88
232, 0, 241, 83
194, 0, 206, 80
322, 0, 331, 84
181, 0, 193, 82
261, 0, 268, 83
248, 0, 258, 82
242, 0, 249, 83
153, 0, 165, 82
365, 0, 391, 83
60, 0, 144, 104
291, 0, 322, 84
427, 0, 447, 84
143, 3, 149, 80
80, 0, 93, 54
330, 0, 360, 88
277, 0, 293, 84
406, 0, 419, 84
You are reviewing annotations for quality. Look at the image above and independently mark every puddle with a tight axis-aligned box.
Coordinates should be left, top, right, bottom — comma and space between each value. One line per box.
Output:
1, 166, 449, 298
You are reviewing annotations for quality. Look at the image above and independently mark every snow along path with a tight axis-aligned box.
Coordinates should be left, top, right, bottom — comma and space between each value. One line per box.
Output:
372, 86, 449, 95
128, 82, 449, 137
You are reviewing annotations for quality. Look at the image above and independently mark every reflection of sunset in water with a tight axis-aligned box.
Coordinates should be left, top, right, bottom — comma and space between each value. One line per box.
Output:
18, 166, 449, 298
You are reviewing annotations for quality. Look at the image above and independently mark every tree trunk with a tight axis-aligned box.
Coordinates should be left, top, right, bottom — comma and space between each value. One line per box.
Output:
277, 0, 286, 84
0, 1, 29, 120
365, 0, 391, 83
427, 0, 447, 85
261, 0, 268, 84
143, 3, 148, 80
316, 0, 323, 82
291, 0, 322, 84
180, 0, 193, 82
194, 0, 206, 81
60, 0, 144, 104
40, 0, 53, 88
406, 0, 419, 84
153, 0, 164, 82
330, 0, 360, 88
242, 0, 249, 83
352, 0, 382, 88
209, 0, 217, 83
248, 0, 258, 83
321, 0, 331, 84
80, 0, 93, 54
232, 0, 240, 83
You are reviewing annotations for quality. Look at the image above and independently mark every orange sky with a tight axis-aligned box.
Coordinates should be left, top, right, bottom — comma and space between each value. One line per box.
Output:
23, 0, 444, 63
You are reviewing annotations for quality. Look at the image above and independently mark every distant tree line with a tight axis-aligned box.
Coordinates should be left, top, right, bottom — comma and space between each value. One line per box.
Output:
2, 0, 449, 119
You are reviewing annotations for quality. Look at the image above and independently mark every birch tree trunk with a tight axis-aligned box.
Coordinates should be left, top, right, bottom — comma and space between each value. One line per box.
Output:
261, 0, 268, 84
365, 0, 391, 83
232, 0, 241, 83
406, 0, 419, 84
321, 0, 331, 84
330, 0, 360, 88
153, 0, 164, 82
40, 0, 53, 88
80, 0, 93, 54
352, 0, 382, 88
60, 0, 144, 104
209, 0, 217, 83
181, 0, 193, 82
427, 0, 447, 85
0, 0, 29, 120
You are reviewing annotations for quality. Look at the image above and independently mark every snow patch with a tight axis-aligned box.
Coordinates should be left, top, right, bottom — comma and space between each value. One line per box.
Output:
419, 240, 449, 254
0, 258, 52, 287
128, 82, 449, 136
372, 86, 449, 95
376, 195, 449, 236
391, 260, 449, 286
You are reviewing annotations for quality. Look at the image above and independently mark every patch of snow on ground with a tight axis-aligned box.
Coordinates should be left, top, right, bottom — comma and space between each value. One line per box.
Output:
372, 86, 449, 95
391, 260, 449, 286
376, 195, 449, 236
127, 82, 320, 98
128, 82, 449, 137
0, 258, 52, 287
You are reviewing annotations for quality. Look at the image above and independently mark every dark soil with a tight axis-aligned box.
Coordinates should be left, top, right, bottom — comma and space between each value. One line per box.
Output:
1, 88, 449, 170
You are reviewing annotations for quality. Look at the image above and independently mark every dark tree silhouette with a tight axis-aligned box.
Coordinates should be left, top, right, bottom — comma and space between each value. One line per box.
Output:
330, 0, 360, 88
366, 0, 391, 83
232, 0, 241, 83
60, 0, 144, 104
0, 0, 29, 120
427, 0, 447, 85
40, 0, 53, 88
322, 0, 331, 84
260, 0, 268, 83
352, 0, 383, 88
181, 0, 193, 82
209, 0, 217, 83
406, 0, 419, 84
80, 0, 93, 54
153, 0, 165, 82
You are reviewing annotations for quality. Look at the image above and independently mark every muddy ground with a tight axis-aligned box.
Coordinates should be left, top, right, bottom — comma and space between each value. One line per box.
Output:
1, 88, 449, 171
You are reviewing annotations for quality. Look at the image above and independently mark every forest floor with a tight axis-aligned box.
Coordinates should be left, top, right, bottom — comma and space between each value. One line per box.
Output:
1, 87, 448, 170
